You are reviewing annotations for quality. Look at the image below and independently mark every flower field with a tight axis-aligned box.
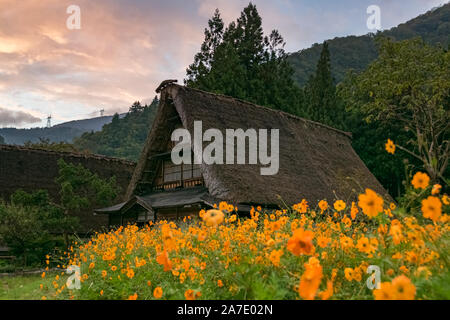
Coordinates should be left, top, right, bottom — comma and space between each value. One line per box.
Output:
40, 173, 449, 300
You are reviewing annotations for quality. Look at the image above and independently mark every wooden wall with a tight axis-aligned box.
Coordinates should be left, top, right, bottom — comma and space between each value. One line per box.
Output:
0, 145, 136, 234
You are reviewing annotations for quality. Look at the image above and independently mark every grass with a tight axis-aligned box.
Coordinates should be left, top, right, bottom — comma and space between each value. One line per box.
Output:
0, 272, 56, 300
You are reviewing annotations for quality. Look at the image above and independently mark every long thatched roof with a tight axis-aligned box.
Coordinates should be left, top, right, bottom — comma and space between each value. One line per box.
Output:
126, 83, 390, 207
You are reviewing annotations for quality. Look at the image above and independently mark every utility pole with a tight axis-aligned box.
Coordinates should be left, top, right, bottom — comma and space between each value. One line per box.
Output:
100, 109, 105, 117
46, 115, 52, 128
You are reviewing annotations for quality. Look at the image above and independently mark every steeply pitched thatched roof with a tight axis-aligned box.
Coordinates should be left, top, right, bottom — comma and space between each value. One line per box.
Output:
126, 83, 391, 207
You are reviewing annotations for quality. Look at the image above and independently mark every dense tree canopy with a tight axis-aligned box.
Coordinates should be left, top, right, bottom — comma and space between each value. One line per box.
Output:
74, 97, 159, 161
185, 3, 302, 115
340, 38, 449, 185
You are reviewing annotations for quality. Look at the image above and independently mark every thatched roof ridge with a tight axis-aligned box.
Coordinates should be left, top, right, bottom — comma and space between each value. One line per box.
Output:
0, 144, 136, 166
171, 85, 353, 140
126, 83, 391, 207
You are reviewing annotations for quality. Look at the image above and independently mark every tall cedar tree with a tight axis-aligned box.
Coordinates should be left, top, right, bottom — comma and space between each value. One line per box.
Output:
303, 42, 345, 129
185, 3, 302, 114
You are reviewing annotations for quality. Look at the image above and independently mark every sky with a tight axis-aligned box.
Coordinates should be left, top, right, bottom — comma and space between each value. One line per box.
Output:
0, 0, 448, 128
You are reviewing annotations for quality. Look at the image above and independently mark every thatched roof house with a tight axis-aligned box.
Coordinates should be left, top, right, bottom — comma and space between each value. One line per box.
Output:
97, 82, 389, 225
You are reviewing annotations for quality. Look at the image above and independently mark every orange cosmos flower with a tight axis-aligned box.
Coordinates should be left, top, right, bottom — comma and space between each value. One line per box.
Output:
431, 184, 442, 195
203, 209, 225, 227
340, 236, 354, 250
287, 228, 315, 256
317, 234, 330, 248
411, 172, 430, 189
385, 139, 395, 154
421, 196, 442, 222
344, 268, 354, 281
127, 293, 138, 300
333, 200, 346, 212
126, 268, 134, 279
217, 280, 224, 287
184, 289, 196, 300
156, 250, 172, 272
390, 224, 403, 245
318, 280, 333, 300
153, 287, 163, 299
442, 194, 449, 205
350, 202, 358, 220
268, 249, 283, 267
358, 188, 384, 218
373, 282, 395, 300
294, 199, 308, 213
318, 200, 328, 213
391, 275, 416, 300
356, 237, 371, 254
298, 258, 323, 300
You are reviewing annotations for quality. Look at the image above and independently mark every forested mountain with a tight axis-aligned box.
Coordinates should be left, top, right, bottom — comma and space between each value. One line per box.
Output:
0, 126, 85, 145
0, 114, 125, 145
288, 3, 450, 85
73, 98, 159, 161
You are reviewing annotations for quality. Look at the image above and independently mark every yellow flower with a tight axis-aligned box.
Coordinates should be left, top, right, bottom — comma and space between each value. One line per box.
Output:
333, 200, 346, 212
421, 196, 442, 222
385, 139, 395, 154
358, 188, 384, 218
411, 172, 430, 189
